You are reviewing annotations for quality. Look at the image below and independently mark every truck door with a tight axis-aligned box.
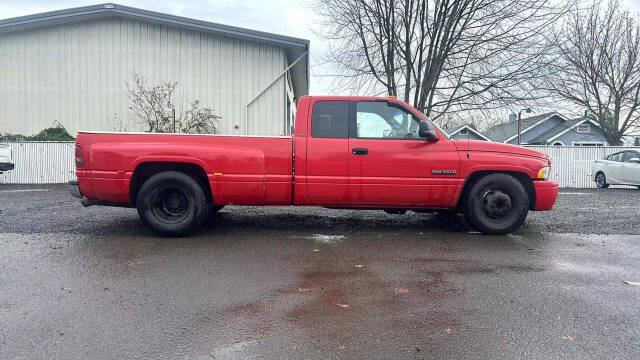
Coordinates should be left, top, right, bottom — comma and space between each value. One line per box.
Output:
305, 99, 351, 204
347, 100, 460, 207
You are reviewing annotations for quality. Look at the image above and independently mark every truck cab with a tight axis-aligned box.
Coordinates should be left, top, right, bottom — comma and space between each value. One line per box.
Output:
293, 96, 460, 208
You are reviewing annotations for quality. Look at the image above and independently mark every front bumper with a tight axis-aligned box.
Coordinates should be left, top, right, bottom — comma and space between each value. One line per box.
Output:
533, 180, 558, 211
0, 162, 14, 172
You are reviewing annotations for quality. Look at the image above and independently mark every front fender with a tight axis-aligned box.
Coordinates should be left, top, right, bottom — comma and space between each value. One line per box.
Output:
459, 152, 548, 180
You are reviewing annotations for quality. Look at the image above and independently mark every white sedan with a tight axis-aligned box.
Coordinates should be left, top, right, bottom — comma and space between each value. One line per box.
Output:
593, 150, 640, 189
0, 144, 14, 173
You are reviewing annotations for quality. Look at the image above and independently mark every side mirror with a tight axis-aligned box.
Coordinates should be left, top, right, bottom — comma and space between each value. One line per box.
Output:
418, 121, 439, 142
630, 157, 640, 163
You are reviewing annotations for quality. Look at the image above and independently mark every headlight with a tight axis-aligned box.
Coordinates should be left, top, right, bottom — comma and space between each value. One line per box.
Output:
537, 166, 550, 180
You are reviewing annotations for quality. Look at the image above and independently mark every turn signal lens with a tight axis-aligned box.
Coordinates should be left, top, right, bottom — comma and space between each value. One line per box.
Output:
537, 166, 550, 180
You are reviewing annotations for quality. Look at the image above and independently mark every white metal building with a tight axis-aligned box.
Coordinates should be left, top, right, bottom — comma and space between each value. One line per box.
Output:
0, 3, 309, 136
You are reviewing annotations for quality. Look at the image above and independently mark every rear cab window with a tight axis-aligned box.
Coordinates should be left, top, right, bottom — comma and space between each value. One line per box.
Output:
311, 101, 349, 138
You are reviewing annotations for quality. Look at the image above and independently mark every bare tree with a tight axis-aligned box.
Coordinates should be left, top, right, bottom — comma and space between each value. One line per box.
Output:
312, 0, 570, 124
127, 74, 177, 132
125, 74, 221, 134
180, 100, 222, 134
544, 0, 640, 145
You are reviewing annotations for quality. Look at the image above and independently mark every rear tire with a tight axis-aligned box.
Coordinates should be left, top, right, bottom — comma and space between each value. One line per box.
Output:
136, 171, 209, 236
464, 173, 529, 235
595, 172, 609, 188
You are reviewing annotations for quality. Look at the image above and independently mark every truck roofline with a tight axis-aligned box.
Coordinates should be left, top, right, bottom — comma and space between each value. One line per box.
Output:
77, 130, 292, 139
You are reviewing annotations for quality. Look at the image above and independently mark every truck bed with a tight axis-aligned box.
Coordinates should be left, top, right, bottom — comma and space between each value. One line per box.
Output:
75, 132, 293, 206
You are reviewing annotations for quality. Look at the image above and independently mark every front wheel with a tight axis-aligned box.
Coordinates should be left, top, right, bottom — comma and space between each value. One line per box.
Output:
136, 171, 209, 236
595, 172, 609, 188
464, 174, 529, 235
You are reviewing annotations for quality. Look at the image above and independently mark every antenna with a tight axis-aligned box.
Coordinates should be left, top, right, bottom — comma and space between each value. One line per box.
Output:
466, 125, 470, 160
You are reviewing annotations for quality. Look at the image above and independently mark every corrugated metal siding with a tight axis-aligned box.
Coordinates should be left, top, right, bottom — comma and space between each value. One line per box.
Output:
0, 142, 75, 184
0, 17, 287, 136
527, 146, 640, 188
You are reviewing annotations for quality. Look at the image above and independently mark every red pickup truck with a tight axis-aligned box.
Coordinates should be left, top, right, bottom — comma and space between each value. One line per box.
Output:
70, 96, 558, 236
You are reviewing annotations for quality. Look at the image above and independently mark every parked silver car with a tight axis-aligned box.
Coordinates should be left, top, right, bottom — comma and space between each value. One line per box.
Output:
0, 144, 14, 173
593, 150, 640, 189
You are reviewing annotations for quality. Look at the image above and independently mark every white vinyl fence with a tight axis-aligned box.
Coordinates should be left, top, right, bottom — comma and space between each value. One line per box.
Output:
0, 142, 75, 184
0, 142, 638, 187
526, 145, 639, 188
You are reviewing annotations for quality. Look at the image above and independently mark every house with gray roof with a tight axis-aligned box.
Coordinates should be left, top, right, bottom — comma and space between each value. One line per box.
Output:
483, 112, 609, 146
446, 124, 492, 141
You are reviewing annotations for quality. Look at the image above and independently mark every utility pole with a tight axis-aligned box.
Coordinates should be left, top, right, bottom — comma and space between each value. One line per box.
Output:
165, 101, 176, 133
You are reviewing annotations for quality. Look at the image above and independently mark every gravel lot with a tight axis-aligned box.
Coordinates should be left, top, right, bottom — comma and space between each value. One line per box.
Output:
1, 185, 638, 236
1, 185, 639, 359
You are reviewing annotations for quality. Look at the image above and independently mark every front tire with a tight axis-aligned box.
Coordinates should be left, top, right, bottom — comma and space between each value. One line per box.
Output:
595, 172, 609, 188
464, 173, 529, 235
136, 171, 209, 236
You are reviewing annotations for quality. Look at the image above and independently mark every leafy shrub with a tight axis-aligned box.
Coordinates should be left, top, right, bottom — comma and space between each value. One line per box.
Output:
0, 124, 75, 141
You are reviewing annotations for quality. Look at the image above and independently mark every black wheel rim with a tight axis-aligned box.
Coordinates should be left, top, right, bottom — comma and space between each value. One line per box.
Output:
151, 187, 190, 223
596, 174, 605, 187
482, 189, 513, 221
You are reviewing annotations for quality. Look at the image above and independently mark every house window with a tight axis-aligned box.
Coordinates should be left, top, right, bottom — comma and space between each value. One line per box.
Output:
572, 142, 604, 146
459, 129, 468, 135
552, 141, 564, 146
576, 124, 591, 133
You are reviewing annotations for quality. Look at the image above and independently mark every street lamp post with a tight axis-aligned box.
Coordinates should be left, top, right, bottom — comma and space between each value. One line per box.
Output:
517, 108, 532, 146
165, 101, 176, 133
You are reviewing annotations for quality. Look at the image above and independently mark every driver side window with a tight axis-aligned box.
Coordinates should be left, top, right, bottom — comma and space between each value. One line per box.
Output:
355, 101, 421, 139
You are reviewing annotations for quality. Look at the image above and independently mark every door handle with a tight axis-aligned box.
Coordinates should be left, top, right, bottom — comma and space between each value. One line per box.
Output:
352, 148, 368, 156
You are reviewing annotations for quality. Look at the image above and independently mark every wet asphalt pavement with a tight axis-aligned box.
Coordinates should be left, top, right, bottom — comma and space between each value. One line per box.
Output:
0, 185, 639, 359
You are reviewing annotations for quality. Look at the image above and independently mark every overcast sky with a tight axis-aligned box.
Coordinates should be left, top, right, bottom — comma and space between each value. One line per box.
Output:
1, 0, 639, 97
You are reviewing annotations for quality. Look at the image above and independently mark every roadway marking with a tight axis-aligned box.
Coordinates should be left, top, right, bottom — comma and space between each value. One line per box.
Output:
0, 189, 50, 193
